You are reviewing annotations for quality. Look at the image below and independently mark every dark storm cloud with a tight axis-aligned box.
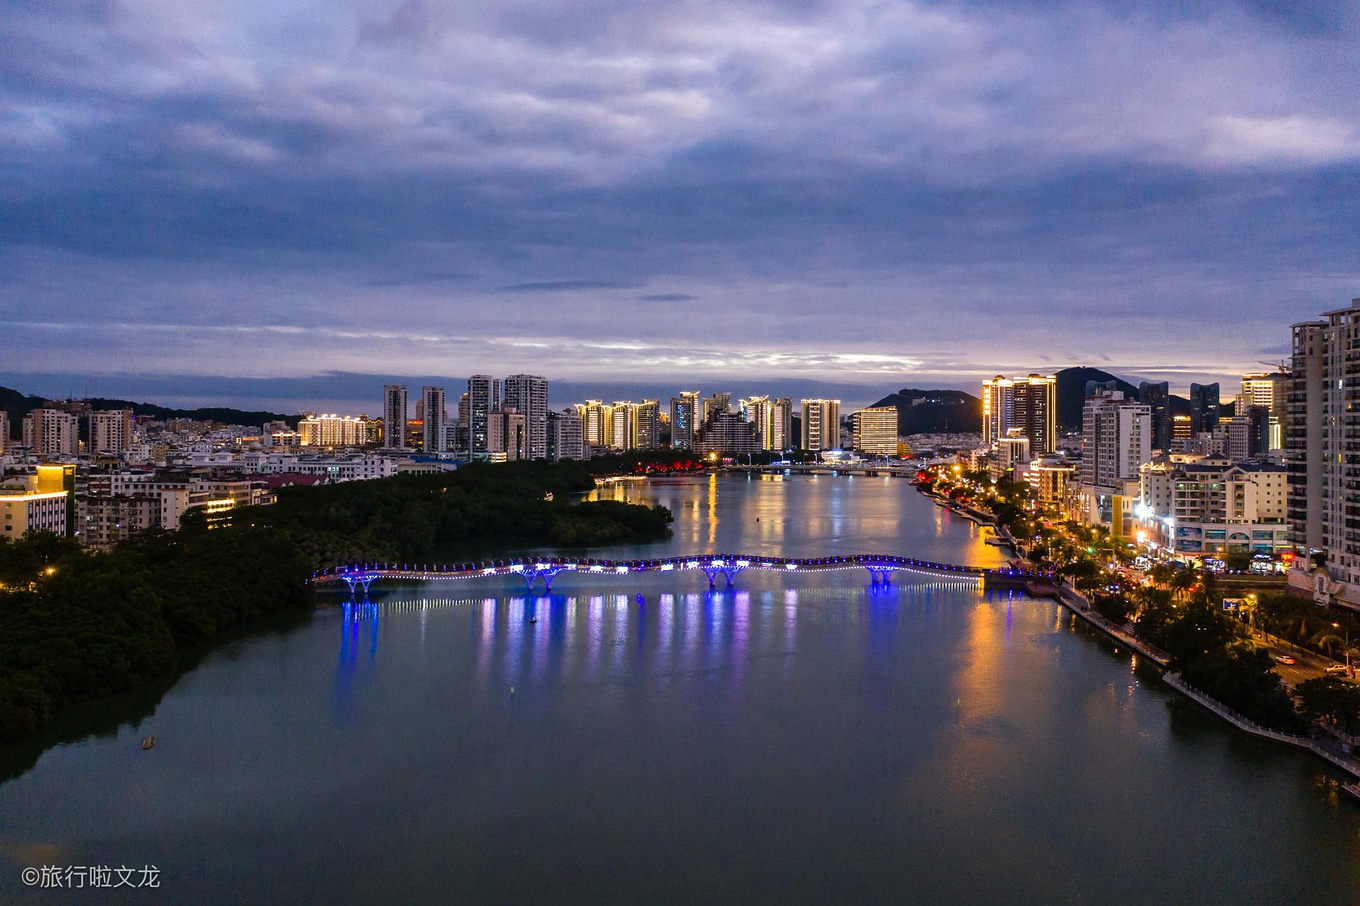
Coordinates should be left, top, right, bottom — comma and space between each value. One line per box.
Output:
1, 0, 1358, 403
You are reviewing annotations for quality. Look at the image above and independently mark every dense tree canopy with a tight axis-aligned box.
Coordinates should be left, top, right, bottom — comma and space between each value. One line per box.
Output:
0, 460, 674, 743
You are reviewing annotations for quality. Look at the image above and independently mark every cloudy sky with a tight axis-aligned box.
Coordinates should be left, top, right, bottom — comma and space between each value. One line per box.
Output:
2, 0, 1357, 410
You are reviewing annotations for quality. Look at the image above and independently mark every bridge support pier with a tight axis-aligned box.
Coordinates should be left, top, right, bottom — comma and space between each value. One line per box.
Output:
342, 575, 375, 597
701, 563, 745, 589
866, 567, 896, 585
523, 567, 566, 592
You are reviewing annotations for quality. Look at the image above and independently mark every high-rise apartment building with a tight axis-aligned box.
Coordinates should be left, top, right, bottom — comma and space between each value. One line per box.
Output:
1242, 371, 1286, 417
632, 400, 661, 450
1288, 299, 1360, 601
0, 411, 8, 453
670, 392, 701, 450
1081, 390, 1151, 488
982, 374, 1056, 455
467, 376, 501, 456
1077, 389, 1151, 536
547, 409, 585, 461
1137, 381, 1171, 452
1171, 414, 1192, 448
695, 411, 760, 457
89, 409, 134, 456
503, 374, 548, 459
982, 376, 1013, 446
22, 408, 79, 457
487, 408, 527, 460
800, 399, 841, 452
421, 386, 446, 453
298, 414, 366, 447
851, 407, 898, 455
382, 385, 408, 449
1189, 382, 1220, 434
608, 401, 634, 451
1242, 370, 1287, 452
772, 398, 792, 452
1225, 406, 1270, 461
577, 400, 607, 448
703, 393, 731, 423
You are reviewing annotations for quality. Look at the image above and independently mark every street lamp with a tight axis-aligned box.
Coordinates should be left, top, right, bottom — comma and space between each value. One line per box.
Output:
1335, 622, 1351, 673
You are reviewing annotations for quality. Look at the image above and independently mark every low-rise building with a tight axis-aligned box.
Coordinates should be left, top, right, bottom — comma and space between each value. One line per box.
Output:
77, 493, 162, 550
989, 429, 1031, 482
1026, 458, 1076, 510
0, 467, 70, 538
1137, 459, 1289, 558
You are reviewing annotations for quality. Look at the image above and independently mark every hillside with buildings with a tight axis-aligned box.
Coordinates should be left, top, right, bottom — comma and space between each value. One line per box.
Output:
869, 388, 981, 435
0, 385, 296, 440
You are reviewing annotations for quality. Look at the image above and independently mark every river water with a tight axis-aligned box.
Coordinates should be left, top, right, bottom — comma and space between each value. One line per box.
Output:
2, 473, 1359, 903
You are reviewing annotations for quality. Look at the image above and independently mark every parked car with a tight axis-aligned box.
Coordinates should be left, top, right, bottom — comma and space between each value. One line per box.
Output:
1325, 664, 1349, 676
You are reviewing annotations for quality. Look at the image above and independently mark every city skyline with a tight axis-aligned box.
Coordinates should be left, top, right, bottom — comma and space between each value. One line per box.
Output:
0, 359, 1302, 418
3, 2, 1358, 397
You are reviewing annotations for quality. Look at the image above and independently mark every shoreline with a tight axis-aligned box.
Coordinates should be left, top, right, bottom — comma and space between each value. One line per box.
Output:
913, 480, 1360, 782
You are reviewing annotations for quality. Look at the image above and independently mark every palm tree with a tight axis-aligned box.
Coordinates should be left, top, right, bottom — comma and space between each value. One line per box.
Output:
1148, 563, 1176, 587
1170, 568, 1197, 599
1311, 629, 1346, 659
1134, 584, 1172, 613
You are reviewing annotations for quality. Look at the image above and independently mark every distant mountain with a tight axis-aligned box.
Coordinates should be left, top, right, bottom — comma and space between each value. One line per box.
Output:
869, 388, 981, 435
1054, 367, 1138, 432
1054, 367, 1235, 432
0, 386, 47, 442
0, 385, 299, 441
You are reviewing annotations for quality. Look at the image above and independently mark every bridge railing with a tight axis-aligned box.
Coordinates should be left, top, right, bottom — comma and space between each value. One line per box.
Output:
313, 554, 1052, 585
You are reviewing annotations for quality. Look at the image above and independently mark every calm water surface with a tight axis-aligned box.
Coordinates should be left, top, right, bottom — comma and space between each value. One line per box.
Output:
2, 474, 1359, 903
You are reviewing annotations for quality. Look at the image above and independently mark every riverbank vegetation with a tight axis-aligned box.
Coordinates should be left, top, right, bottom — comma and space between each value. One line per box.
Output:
243, 460, 673, 567
0, 527, 312, 743
0, 460, 673, 744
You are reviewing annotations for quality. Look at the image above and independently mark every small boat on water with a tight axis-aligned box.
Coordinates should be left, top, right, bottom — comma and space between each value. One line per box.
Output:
140, 736, 155, 750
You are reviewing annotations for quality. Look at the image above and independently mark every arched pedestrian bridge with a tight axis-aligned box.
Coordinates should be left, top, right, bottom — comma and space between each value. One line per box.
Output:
313, 554, 1051, 597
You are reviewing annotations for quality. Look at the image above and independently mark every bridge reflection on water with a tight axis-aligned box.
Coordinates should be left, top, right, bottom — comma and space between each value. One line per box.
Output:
331, 581, 1027, 718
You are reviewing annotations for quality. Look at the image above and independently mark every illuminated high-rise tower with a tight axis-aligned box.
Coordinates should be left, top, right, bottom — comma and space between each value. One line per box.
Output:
382, 385, 408, 449
503, 374, 548, 459
421, 386, 446, 453
467, 375, 502, 455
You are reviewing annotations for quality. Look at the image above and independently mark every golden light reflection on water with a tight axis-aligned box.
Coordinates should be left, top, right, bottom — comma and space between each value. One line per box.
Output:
579, 472, 1009, 568
706, 473, 718, 547
952, 597, 1008, 725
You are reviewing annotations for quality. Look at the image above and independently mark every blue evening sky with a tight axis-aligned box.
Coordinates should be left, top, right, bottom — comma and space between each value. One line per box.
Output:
2, 0, 1357, 410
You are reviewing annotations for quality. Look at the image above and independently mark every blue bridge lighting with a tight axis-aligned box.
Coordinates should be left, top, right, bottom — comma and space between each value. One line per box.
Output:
314, 554, 1051, 597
